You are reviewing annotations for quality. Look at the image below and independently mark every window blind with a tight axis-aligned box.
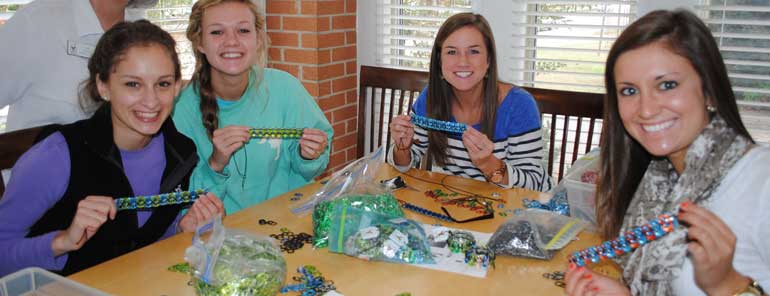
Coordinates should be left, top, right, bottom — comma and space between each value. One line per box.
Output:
376, 0, 473, 71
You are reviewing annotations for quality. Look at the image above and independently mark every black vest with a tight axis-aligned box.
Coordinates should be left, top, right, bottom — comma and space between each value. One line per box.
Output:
26, 105, 199, 275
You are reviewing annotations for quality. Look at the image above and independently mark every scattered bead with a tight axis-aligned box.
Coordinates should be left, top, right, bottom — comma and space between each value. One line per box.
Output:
270, 229, 314, 253
259, 219, 277, 226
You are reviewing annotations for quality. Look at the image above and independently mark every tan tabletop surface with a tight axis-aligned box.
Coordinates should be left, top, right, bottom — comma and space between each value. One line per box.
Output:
69, 165, 619, 295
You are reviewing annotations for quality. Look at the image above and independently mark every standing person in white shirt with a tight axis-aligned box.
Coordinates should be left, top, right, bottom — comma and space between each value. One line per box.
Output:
0, 0, 155, 133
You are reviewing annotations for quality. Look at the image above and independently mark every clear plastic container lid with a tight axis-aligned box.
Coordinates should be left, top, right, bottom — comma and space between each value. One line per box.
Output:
0, 267, 108, 296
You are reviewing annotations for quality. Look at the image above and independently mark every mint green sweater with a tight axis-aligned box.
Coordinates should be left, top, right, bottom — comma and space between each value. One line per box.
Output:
173, 68, 333, 213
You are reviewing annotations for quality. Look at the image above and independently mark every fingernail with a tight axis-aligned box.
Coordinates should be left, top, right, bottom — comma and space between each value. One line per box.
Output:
680, 201, 690, 210
592, 287, 599, 291
578, 267, 584, 272
569, 263, 575, 270
583, 274, 592, 279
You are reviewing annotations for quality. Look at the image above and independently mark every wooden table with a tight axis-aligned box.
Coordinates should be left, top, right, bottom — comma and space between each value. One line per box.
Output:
69, 165, 619, 295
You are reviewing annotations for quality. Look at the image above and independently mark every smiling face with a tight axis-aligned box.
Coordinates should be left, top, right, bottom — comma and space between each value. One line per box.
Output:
615, 40, 709, 170
197, 1, 258, 81
440, 26, 490, 95
97, 44, 180, 150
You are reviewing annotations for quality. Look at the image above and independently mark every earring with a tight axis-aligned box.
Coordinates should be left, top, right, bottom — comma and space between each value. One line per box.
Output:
707, 105, 716, 113
103, 95, 110, 101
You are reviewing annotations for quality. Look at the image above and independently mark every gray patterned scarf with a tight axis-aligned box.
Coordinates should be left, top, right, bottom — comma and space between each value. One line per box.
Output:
615, 115, 753, 295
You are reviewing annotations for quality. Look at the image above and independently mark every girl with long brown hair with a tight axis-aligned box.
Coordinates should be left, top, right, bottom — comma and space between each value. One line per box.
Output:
387, 13, 552, 192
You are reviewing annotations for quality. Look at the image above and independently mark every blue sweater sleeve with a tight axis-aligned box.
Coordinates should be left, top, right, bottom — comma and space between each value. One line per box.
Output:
0, 132, 70, 276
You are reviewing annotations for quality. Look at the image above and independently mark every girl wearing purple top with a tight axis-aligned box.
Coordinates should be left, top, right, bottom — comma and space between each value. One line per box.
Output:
0, 20, 224, 276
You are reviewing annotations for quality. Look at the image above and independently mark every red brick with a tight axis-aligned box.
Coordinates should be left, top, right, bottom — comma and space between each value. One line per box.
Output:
301, 33, 318, 48
317, 63, 345, 80
317, 32, 346, 48
347, 118, 358, 133
332, 122, 345, 138
266, 0, 297, 14
346, 89, 357, 103
346, 0, 356, 13
318, 0, 345, 15
332, 76, 357, 92
345, 61, 356, 75
345, 31, 356, 44
329, 152, 347, 169
300, 1, 317, 14
303, 82, 320, 97
285, 48, 318, 64
266, 16, 281, 30
267, 32, 298, 47
346, 146, 358, 161
332, 15, 355, 30
332, 45, 356, 61
283, 16, 330, 32
268, 48, 282, 61
271, 63, 299, 78
332, 104, 357, 121
334, 133, 357, 149
318, 93, 346, 110
319, 81, 332, 97
318, 49, 332, 64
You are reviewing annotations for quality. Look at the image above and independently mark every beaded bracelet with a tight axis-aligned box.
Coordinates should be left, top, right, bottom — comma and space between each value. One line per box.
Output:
397, 199, 454, 222
410, 113, 467, 134
568, 213, 678, 267
114, 189, 207, 211
249, 128, 304, 139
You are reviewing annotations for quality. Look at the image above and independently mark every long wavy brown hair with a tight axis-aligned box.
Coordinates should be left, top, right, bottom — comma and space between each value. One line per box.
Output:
426, 13, 499, 167
596, 9, 753, 239
186, 0, 268, 138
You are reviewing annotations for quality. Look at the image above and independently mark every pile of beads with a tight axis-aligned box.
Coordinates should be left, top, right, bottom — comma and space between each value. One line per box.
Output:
270, 228, 314, 253
425, 189, 502, 215
447, 231, 476, 253
397, 199, 454, 222
464, 245, 495, 268
249, 128, 304, 139
410, 113, 467, 134
280, 265, 336, 296
568, 213, 678, 267
115, 189, 206, 211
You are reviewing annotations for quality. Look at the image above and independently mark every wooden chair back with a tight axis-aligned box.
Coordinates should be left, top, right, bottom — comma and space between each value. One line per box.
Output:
356, 66, 604, 182
0, 125, 47, 197
525, 87, 604, 182
357, 65, 429, 158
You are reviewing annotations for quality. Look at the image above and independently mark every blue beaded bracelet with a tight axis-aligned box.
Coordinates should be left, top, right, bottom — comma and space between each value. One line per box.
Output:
410, 112, 467, 134
397, 199, 454, 222
568, 213, 678, 267
115, 189, 207, 211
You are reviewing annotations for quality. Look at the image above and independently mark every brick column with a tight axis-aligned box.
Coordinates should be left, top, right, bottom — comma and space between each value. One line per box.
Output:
266, 0, 357, 175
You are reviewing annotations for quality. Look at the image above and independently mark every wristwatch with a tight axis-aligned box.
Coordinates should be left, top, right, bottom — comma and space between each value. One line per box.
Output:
734, 279, 765, 296
486, 161, 507, 184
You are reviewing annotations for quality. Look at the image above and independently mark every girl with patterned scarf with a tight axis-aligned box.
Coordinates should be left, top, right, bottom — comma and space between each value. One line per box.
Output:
564, 9, 770, 296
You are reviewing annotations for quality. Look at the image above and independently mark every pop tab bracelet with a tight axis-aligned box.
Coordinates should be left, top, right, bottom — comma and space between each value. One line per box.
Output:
115, 189, 207, 211
568, 213, 678, 267
410, 112, 467, 134
249, 128, 304, 139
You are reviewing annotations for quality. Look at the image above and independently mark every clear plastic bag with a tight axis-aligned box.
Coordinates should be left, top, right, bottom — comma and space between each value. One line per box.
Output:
487, 209, 586, 260
327, 205, 434, 265
311, 192, 404, 248
292, 147, 386, 215
185, 215, 286, 296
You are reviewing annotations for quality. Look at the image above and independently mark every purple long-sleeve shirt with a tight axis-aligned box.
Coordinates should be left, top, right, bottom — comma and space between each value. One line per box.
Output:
0, 132, 181, 276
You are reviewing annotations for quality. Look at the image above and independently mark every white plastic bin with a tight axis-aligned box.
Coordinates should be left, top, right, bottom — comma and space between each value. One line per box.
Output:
0, 267, 108, 296
563, 155, 599, 226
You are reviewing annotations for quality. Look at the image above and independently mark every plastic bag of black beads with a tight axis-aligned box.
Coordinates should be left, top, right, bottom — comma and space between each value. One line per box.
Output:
327, 205, 435, 265
487, 209, 587, 260
185, 215, 286, 296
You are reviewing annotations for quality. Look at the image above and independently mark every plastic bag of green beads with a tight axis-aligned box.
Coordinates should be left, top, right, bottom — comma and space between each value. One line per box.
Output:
312, 192, 404, 248
292, 147, 386, 216
328, 205, 434, 264
185, 215, 286, 296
